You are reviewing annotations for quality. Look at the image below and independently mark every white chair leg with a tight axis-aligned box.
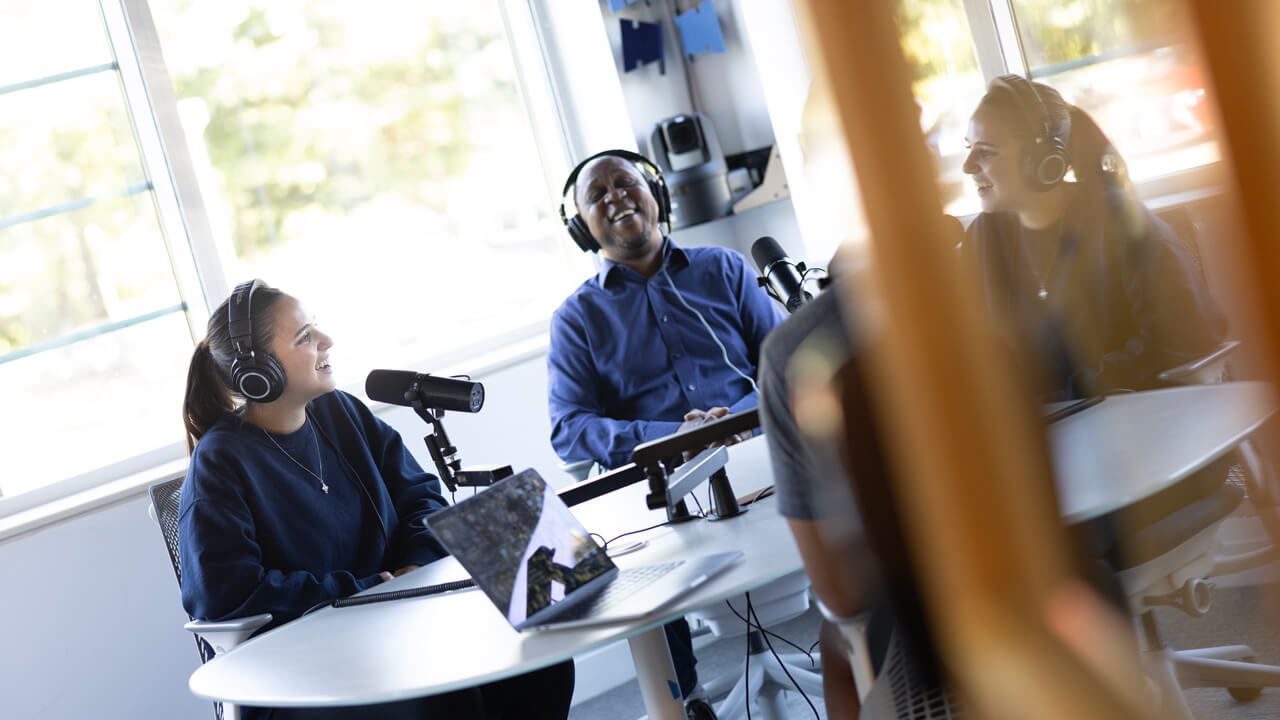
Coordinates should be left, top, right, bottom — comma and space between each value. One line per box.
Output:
777, 650, 820, 671
761, 654, 825, 697
702, 671, 737, 700
1146, 649, 1197, 720
223, 702, 240, 720
1176, 644, 1254, 662
716, 660, 764, 720
1173, 652, 1280, 690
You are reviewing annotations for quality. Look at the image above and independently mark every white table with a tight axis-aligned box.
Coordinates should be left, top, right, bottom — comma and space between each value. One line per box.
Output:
188, 436, 796, 720
1049, 382, 1275, 524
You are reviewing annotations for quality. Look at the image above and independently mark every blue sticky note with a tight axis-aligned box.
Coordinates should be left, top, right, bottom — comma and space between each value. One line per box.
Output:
621, 19, 664, 73
675, 0, 725, 59
608, 0, 640, 12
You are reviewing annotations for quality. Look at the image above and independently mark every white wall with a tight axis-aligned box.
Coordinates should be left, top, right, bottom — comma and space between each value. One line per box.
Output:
0, 492, 209, 718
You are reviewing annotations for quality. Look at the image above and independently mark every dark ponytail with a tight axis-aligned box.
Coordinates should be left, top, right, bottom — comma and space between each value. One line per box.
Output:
1065, 104, 1133, 194
181, 282, 286, 453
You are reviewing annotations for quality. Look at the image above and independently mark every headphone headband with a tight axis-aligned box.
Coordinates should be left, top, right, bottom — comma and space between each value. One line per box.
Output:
227, 279, 263, 356
558, 149, 671, 253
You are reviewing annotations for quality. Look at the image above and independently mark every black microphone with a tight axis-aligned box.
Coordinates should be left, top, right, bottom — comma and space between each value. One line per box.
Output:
366, 370, 485, 413
751, 236, 812, 313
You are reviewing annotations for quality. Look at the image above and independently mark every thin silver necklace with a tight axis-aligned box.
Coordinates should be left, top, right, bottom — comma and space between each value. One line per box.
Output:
1019, 217, 1065, 300
261, 420, 329, 494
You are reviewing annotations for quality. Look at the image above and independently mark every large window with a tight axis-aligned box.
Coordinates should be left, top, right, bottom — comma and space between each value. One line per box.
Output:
897, 0, 1219, 216
0, 2, 196, 500
897, 0, 988, 215
1011, 0, 1217, 184
1, 0, 577, 511
148, 0, 588, 384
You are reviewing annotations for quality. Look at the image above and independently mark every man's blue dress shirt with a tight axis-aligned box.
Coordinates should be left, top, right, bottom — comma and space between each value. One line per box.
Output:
548, 238, 786, 468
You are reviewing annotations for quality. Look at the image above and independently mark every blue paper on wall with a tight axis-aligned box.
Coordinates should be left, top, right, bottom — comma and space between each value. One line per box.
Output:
608, 0, 641, 12
675, 0, 725, 60
621, 19, 664, 74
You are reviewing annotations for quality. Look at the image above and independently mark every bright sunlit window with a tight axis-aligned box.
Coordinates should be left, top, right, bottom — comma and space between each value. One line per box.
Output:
149, 0, 588, 384
0, 2, 196, 501
896, 0, 1220, 217
1, 0, 581, 510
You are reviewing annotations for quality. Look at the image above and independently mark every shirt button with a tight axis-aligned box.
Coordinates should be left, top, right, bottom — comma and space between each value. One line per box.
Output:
687, 384, 695, 391
662, 314, 669, 323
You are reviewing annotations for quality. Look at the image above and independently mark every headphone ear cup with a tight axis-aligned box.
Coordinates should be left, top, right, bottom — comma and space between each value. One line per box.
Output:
567, 214, 600, 253
231, 352, 286, 403
647, 178, 671, 227
1024, 137, 1068, 191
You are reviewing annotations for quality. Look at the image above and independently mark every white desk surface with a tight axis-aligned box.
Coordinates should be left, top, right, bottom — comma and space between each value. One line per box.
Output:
188, 436, 798, 708
1050, 382, 1275, 524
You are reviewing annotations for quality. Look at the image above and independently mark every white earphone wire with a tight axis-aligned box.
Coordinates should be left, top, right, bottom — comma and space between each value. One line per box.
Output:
659, 266, 760, 395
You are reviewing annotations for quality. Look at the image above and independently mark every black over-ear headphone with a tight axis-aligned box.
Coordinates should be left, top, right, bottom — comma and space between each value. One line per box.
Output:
989, 75, 1069, 192
227, 279, 287, 403
558, 149, 672, 253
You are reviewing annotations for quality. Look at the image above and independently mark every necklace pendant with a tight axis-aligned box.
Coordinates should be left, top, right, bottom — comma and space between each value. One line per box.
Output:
321, 480, 330, 494
1037, 288, 1048, 300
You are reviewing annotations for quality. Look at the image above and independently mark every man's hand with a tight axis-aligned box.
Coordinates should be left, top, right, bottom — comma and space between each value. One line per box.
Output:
676, 407, 752, 460
378, 571, 394, 583
392, 564, 421, 577
704, 406, 752, 446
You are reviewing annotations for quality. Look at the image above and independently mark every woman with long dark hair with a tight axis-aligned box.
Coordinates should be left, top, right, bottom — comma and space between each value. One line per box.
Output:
962, 75, 1226, 399
180, 280, 574, 719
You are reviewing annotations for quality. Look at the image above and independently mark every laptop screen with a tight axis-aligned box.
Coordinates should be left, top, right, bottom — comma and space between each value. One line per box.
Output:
427, 469, 617, 626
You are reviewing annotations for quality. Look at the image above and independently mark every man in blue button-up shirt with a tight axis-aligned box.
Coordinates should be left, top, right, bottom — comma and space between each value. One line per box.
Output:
547, 151, 785, 713
548, 154, 786, 470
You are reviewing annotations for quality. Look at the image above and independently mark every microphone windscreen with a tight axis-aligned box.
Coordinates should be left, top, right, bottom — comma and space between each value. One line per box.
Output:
365, 369, 485, 413
366, 370, 420, 407
750, 236, 787, 274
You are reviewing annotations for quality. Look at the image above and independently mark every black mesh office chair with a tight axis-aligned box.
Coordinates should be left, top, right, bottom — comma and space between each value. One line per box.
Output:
148, 476, 271, 720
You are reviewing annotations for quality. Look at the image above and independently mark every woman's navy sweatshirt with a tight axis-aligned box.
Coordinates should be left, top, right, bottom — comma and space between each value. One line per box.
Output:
178, 390, 449, 633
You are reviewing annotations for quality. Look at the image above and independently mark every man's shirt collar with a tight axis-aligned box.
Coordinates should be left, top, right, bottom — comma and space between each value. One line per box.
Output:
597, 236, 690, 288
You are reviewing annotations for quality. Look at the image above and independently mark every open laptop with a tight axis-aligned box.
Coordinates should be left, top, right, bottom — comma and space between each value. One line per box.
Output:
426, 468, 742, 631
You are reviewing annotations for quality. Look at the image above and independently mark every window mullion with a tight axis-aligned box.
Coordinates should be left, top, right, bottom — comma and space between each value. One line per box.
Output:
963, 0, 1009, 82
99, 0, 226, 337
986, 0, 1028, 76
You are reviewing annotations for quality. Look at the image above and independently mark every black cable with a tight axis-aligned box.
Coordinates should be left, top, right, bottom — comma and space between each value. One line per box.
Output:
748, 594, 820, 720
689, 490, 706, 516
600, 520, 674, 551
808, 639, 820, 656
744, 600, 752, 720
722, 597, 816, 666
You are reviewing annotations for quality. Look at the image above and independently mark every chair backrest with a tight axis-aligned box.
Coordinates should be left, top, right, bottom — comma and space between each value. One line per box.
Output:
149, 475, 226, 719
149, 475, 187, 587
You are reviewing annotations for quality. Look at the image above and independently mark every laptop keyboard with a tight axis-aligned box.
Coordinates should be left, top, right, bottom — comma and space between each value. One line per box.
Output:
551, 561, 685, 622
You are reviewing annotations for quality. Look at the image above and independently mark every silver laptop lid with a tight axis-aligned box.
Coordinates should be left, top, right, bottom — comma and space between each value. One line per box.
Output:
427, 468, 617, 627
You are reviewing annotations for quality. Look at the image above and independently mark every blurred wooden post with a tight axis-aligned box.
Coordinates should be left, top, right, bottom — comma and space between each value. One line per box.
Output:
1187, 1, 1280, 538
790, 0, 1152, 717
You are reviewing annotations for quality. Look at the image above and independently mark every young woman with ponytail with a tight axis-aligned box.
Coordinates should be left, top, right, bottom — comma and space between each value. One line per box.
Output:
961, 76, 1227, 399
179, 281, 573, 720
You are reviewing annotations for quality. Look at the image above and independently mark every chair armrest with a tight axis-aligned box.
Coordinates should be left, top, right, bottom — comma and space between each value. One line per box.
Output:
559, 459, 595, 482
184, 613, 273, 655
1157, 340, 1239, 384
816, 598, 876, 702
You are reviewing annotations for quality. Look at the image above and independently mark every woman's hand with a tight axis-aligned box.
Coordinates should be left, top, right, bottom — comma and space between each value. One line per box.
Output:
392, 564, 421, 577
